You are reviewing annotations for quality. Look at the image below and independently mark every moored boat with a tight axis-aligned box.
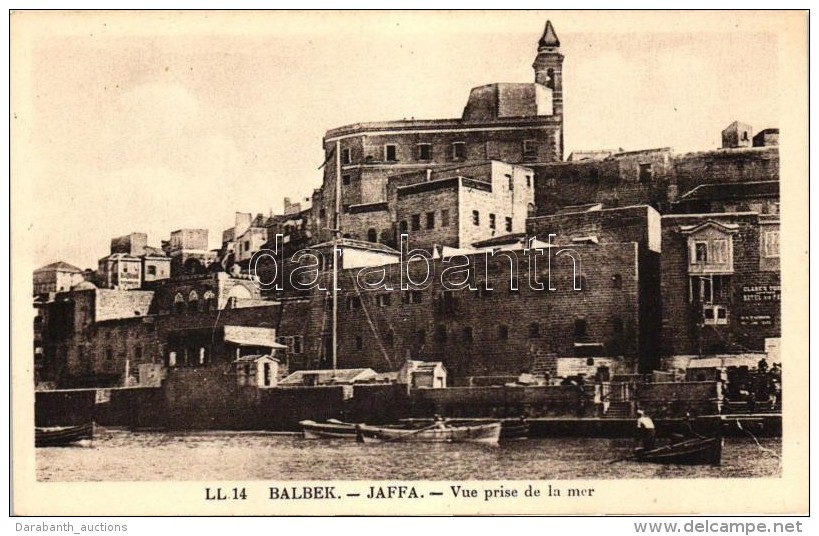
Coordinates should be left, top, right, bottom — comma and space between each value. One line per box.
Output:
299, 419, 358, 439
356, 422, 502, 444
634, 436, 723, 465
35, 422, 95, 447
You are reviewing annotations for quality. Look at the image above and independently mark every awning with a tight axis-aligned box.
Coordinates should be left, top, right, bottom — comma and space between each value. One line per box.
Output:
223, 326, 287, 349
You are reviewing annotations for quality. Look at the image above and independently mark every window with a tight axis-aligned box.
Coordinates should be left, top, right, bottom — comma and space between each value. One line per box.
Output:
147, 265, 157, 276
385, 144, 397, 161
462, 326, 474, 343
489, 214, 496, 229
694, 242, 708, 264
690, 275, 729, 304
452, 142, 466, 160
526, 175, 532, 187
611, 274, 622, 289
135, 346, 143, 361
505, 217, 513, 233
763, 231, 780, 258
507, 174, 514, 191
203, 290, 216, 311
367, 228, 377, 243
523, 140, 538, 162
441, 209, 450, 227
348, 296, 362, 310
385, 330, 394, 347
472, 210, 480, 226
434, 324, 447, 343
439, 290, 458, 314
293, 336, 303, 354
411, 214, 421, 231
639, 163, 653, 183
244, 240, 250, 251
376, 294, 391, 307
418, 144, 432, 161
342, 174, 351, 186
703, 305, 729, 326
355, 336, 363, 350
498, 325, 509, 340
712, 239, 729, 263
188, 291, 199, 312
403, 290, 423, 304
341, 148, 351, 165
105, 348, 113, 361
319, 208, 326, 220
399, 220, 408, 233
426, 212, 435, 230
528, 323, 541, 338
573, 318, 588, 338
174, 293, 185, 314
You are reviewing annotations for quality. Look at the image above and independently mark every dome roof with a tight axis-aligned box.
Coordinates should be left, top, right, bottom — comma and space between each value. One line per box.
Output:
72, 280, 97, 291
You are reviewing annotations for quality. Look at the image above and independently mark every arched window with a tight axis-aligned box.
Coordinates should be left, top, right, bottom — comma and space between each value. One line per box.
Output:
367, 228, 378, 243
173, 293, 185, 314
188, 290, 199, 312
203, 290, 216, 311
545, 68, 555, 89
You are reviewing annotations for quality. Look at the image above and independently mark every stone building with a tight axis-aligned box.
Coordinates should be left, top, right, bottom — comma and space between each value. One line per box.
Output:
532, 123, 779, 217
660, 211, 780, 357
148, 272, 267, 315
163, 229, 218, 276
311, 21, 565, 245
97, 253, 143, 291
104, 232, 171, 287
33, 261, 85, 295
36, 283, 155, 385
287, 205, 660, 381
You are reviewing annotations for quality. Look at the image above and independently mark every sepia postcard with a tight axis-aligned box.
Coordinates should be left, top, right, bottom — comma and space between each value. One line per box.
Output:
10, 10, 809, 516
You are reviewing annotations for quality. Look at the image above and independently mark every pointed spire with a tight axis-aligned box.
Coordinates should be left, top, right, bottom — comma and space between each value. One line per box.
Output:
539, 20, 560, 48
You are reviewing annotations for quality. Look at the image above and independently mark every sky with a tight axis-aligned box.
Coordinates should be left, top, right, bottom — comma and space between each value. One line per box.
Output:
11, 11, 800, 269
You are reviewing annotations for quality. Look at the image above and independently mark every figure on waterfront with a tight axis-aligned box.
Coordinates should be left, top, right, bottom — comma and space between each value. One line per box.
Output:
636, 409, 656, 450
433, 414, 447, 430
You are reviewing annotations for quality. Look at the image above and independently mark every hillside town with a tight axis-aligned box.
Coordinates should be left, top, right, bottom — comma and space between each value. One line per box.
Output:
33, 21, 782, 434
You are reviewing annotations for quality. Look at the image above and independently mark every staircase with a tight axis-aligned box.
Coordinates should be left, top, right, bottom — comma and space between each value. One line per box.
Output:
604, 401, 633, 419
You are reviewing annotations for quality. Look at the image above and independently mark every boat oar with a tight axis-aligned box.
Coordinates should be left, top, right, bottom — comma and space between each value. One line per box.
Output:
383, 422, 443, 443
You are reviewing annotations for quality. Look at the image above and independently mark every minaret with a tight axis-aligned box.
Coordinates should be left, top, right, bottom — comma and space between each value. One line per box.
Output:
533, 20, 564, 118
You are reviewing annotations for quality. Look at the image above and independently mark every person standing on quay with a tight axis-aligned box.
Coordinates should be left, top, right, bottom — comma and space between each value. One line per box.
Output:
636, 409, 656, 450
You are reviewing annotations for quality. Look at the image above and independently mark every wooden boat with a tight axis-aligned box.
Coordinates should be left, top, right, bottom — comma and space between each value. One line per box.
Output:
35, 422, 94, 447
399, 418, 529, 440
634, 436, 723, 465
299, 419, 359, 439
356, 422, 502, 444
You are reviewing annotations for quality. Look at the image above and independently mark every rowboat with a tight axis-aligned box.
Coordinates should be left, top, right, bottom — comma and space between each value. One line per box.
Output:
356, 422, 502, 444
35, 422, 95, 447
634, 436, 723, 465
399, 418, 529, 440
299, 419, 359, 439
